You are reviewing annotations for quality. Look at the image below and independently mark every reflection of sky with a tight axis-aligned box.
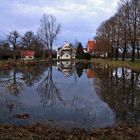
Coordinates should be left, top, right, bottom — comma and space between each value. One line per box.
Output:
53, 68, 115, 128
0, 66, 115, 128
113, 68, 132, 79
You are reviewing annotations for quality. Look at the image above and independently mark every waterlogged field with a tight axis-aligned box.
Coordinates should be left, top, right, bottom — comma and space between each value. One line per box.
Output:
0, 61, 140, 129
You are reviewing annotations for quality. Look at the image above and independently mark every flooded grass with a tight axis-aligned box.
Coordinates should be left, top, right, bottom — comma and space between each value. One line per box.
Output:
92, 58, 140, 72
0, 123, 140, 140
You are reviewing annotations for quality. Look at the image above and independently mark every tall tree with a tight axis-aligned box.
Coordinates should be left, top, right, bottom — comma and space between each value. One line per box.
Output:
0, 40, 10, 59
7, 30, 20, 61
38, 14, 61, 59
22, 31, 35, 49
127, 0, 139, 61
21, 31, 45, 58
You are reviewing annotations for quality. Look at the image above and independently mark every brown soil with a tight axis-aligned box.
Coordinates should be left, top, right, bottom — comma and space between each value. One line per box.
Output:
0, 123, 140, 140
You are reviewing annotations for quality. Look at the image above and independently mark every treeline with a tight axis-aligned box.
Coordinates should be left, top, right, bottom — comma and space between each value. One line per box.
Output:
95, 0, 140, 61
0, 31, 47, 60
0, 14, 61, 60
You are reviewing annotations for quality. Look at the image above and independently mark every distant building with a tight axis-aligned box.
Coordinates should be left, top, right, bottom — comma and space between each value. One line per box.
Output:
21, 51, 35, 60
57, 42, 76, 59
87, 40, 96, 54
83, 48, 87, 53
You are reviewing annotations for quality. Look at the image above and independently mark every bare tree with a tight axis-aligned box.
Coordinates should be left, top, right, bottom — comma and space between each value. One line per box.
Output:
38, 14, 61, 59
21, 31, 45, 58
7, 30, 20, 61
95, 0, 140, 61
117, 1, 129, 61
127, 0, 139, 61
22, 31, 35, 49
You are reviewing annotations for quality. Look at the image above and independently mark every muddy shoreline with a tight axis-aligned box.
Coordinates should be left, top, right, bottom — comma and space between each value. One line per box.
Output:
0, 123, 140, 140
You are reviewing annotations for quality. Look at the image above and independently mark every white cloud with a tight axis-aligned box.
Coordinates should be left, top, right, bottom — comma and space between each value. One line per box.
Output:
0, 0, 119, 46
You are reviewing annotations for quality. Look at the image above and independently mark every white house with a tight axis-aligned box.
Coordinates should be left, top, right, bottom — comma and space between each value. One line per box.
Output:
57, 42, 76, 59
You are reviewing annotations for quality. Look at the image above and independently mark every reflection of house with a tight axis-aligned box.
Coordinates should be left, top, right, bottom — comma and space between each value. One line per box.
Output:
21, 51, 35, 60
57, 61, 75, 77
87, 68, 94, 78
57, 42, 76, 59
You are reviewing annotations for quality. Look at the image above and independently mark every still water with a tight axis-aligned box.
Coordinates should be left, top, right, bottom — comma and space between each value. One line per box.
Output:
0, 61, 140, 129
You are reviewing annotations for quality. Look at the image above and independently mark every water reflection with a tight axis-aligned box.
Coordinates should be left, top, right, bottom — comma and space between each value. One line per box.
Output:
75, 62, 90, 78
21, 66, 43, 87
93, 64, 140, 126
37, 65, 65, 107
0, 61, 139, 128
0, 68, 23, 95
57, 61, 75, 77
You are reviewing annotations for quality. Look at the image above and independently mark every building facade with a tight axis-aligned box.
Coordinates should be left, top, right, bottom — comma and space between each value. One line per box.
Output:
87, 40, 96, 54
57, 42, 76, 59
21, 51, 35, 60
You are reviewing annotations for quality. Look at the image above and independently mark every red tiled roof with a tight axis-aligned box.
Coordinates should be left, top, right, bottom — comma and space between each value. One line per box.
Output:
21, 51, 35, 57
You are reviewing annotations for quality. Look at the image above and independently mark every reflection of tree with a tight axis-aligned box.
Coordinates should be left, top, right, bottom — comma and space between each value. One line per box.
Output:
75, 62, 90, 77
94, 65, 140, 125
21, 66, 44, 87
75, 66, 83, 77
0, 69, 23, 95
0, 93, 24, 123
0, 95, 23, 112
37, 66, 64, 107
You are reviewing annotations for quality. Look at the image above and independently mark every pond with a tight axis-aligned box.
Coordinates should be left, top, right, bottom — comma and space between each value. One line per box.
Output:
0, 61, 140, 129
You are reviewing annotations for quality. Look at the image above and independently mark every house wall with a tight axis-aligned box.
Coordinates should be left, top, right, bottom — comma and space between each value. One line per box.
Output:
57, 53, 75, 59
22, 56, 34, 60
57, 43, 76, 59
87, 40, 95, 53
21, 51, 35, 60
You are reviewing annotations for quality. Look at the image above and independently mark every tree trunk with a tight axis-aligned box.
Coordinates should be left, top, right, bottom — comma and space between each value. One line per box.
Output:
131, 44, 135, 62
122, 46, 127, 61
13, 45, 16, 61
125, 50, 128, 59
13, 51, 16, 61
137, 48, 139, 59
115, 48, 118, 60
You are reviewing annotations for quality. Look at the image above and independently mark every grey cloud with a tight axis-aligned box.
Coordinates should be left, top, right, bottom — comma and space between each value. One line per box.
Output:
0, 0, 119, 45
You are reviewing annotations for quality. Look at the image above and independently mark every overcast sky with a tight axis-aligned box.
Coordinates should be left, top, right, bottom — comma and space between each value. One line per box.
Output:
0, 0, 119, 47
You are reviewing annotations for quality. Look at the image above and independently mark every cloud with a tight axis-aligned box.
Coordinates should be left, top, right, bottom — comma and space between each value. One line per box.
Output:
0, 0, 119, 46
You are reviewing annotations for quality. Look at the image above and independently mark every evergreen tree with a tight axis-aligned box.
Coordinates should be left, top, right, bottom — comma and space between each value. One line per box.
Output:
76, 42, 84, 59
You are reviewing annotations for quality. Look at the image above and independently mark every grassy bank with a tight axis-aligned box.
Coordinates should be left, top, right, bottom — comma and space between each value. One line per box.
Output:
1, 58, 140, 72
91, 58, 140, 72
0, 60, 51, 69
0, 123, 140, 140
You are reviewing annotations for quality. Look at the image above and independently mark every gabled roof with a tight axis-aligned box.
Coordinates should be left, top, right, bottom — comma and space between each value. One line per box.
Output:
57, 42, 76, 54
